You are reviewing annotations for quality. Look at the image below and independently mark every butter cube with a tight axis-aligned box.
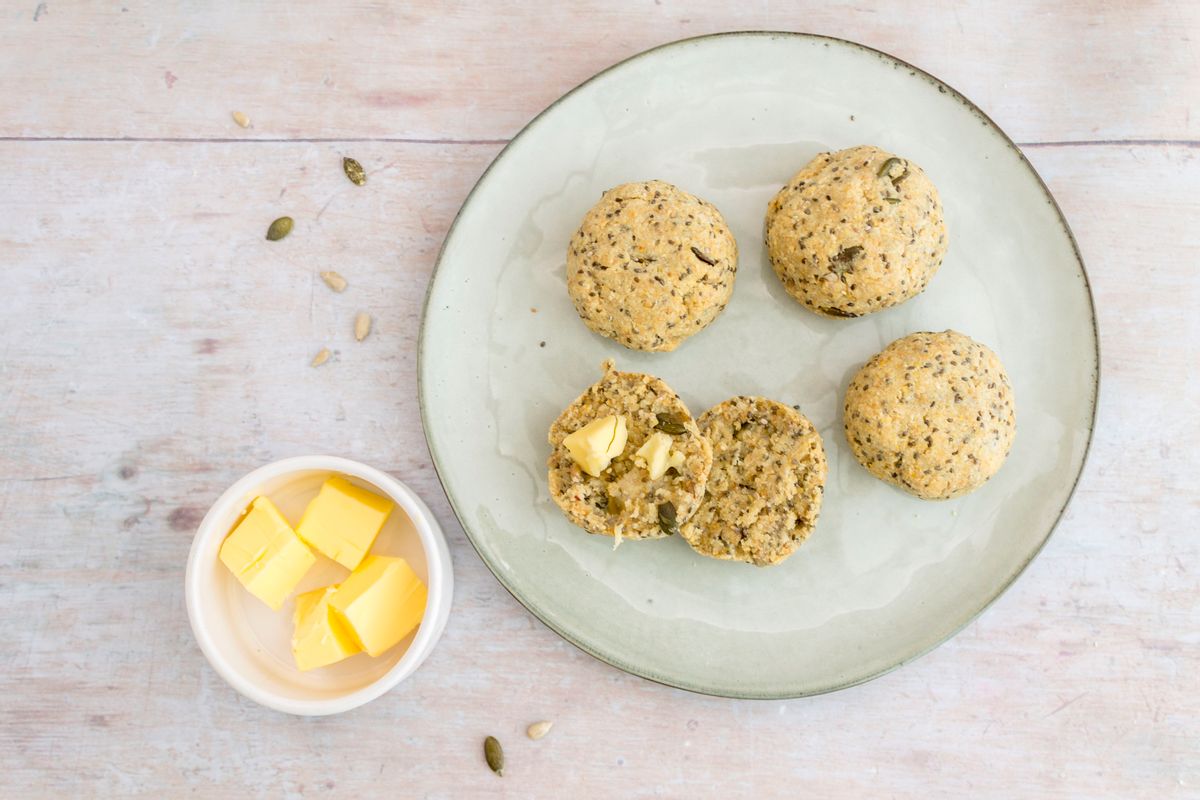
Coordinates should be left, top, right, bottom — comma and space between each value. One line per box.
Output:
296, 476, 394, 570
563, 415, 628, 477
219, 496, 316, 610
634, 432, 686, 480
329, 555, 427, 658
292, 586, 361, 671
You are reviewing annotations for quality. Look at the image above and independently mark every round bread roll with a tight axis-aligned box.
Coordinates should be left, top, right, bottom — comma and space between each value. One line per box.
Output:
765, 145, 947, 317
681, 396, 827, 566
548, 360, 713, 541
567, 180, 737, 351
843, 330, 1015, 499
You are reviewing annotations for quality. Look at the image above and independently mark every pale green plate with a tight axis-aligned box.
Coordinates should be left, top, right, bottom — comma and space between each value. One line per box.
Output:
419, 32, 1098, 698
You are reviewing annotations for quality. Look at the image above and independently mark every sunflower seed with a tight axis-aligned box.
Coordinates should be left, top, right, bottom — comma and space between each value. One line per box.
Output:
320, 271, 348, 292
354, 312, 372, 341
527, 721, 553, 740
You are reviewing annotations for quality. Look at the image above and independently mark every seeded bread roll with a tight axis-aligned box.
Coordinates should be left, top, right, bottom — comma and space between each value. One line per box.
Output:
681, 396, 827, 566
843, 330, 1015, 499
548, 360, 713, 541
765, 145, 947, 317
567, 180, 738, 351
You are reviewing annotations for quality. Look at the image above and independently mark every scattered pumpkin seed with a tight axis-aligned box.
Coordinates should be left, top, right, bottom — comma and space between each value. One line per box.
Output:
657, 502, 679, 537
266, 216, 293, 241
320, 271, 348, 292
343, 156, 366, 186
885, 197, 901, 204
606, 493, 624, 515
231, 111, 250, 128
310, 347, 331, 367
484, 736, 504, 776
354, 312, 372, 342
527, 721, 553, 740
654, 412, 687, 435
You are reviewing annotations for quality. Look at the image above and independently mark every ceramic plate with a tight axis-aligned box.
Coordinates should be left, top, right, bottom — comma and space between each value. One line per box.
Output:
419, 32, 1097, 698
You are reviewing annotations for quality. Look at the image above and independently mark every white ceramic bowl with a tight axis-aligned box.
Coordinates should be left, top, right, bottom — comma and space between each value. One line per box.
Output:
185, 456, 453, 715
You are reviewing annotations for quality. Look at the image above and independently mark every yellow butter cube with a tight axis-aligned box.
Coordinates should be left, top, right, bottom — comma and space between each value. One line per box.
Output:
296, 476, 394, 570
563, 415, 628, 477
292, 585, 361, 671
218, 496, 316, 610
634, 431, 685, 480
329, 555, 427, 658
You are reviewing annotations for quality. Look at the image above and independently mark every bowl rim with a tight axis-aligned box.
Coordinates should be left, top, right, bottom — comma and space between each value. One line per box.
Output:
184, 455, 454, 716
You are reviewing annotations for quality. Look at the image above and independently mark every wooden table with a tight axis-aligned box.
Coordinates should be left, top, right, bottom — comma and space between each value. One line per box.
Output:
2, 3, 1197, 796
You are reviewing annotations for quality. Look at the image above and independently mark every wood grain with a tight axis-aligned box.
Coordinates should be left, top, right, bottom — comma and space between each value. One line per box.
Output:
1, 1, 1197, 145
0, 2, 1197, 797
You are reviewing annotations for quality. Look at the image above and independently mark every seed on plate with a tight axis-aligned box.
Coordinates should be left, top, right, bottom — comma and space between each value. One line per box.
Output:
320, 271, 348, 292
310, 347, 331, 367
266, 216, 293, 241
354, 312, 372, 341
484, 736, 504, 776
527, 721, 553, 740
231, 111, 250, 128
343, 156, 366, 186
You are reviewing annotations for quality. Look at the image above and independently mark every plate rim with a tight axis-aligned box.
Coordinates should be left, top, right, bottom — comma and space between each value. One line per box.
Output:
417, 30, 1101, 699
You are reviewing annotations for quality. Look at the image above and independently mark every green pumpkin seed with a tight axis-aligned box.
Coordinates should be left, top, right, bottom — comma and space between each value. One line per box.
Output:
834, 245, 863, 263
343, 156, 366, 186
829, 245, 864, 279
877, 157, 910, 193
266, 216, 293, 241
484, 736, 504, 776
690, 245, 716, 266
657, 502, 679, 537
877, 157, 902, 178
654, 412, 687, 435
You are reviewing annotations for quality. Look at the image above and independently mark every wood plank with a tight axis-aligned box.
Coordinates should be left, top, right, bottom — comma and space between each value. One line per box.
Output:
0, 137, 1196, 796
1, 1, 1197, 144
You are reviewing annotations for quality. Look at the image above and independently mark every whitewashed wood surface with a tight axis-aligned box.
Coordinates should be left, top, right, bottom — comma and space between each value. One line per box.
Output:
1, 2, 1197, 797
